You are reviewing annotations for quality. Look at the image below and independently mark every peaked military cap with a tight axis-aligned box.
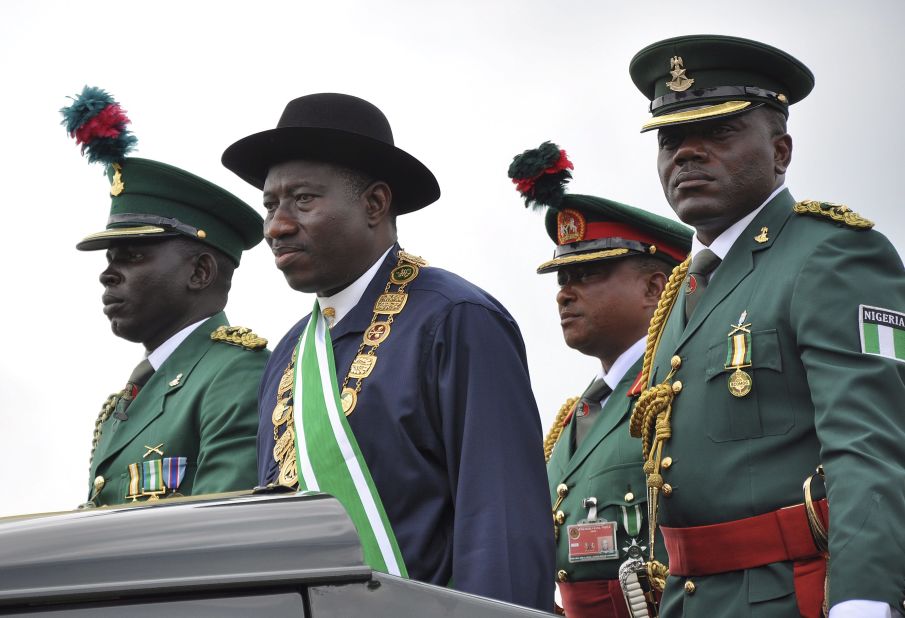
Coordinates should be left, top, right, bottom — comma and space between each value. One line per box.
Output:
221, 93, 440, 214
629, 34, 814, 132
61, 86, 263, 265
537, 194, 692, 274
76, 158, 264, 265
507, 141, 692, 274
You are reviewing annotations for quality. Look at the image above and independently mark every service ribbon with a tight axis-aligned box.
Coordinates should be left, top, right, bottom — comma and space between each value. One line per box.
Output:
725, 331, 751, 369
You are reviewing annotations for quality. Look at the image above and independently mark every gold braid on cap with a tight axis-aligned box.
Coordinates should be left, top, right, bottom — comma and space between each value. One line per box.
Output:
629, 256, 690, 590
543, 396, 580, 462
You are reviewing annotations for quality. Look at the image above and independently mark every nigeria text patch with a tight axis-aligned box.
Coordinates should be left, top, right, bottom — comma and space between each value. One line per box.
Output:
860, 305, 905, 363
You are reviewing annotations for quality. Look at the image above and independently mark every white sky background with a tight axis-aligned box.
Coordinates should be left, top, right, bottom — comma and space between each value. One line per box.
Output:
0, 0, 902, 517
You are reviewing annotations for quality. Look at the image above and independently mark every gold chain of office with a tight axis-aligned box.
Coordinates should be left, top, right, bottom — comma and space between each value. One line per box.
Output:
271, 250, 428, 488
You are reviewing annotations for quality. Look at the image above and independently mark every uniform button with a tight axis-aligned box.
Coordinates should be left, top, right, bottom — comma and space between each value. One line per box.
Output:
625, 492, 635, 502
93, 476, 105, 493
557, 483, 569, 498
672, 381, 683, 394
671, 355, 682, 369
557, 569, 569, 583
684, 580, 696, 595
662, 457, 673, 469
662, 484, 673, 497
555, 510, 566, 525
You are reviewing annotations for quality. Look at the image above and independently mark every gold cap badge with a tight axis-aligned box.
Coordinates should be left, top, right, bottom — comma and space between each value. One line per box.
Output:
666, 56, 695, 92
109, 162, 125, 196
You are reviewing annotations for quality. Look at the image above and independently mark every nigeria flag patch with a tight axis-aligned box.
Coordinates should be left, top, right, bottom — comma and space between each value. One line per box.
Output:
860, 305, 905, 363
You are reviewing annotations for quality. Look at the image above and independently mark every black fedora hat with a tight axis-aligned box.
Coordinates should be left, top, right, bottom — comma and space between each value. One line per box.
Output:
222, 93, 440, 214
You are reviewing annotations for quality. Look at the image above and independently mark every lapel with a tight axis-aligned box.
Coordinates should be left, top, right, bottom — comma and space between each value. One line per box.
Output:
328, 244, 400, 343
91, 313, 228, 475
674, 190, 795, 351
561, 358, 644, 481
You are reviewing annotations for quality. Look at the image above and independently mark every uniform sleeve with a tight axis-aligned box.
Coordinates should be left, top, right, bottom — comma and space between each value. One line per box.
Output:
427, 302, 555, 610
192, 348, 267, 494
790, 229, 905, 611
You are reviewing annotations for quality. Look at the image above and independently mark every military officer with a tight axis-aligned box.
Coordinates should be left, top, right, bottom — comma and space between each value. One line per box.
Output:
62, 87, 269, 507
510, 142, 691, 617
627, 36, 905, 617
220, 93, 553, 610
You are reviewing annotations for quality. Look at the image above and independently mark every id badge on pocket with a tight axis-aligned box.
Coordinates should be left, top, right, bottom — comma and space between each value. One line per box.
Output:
567, 520, 618, 563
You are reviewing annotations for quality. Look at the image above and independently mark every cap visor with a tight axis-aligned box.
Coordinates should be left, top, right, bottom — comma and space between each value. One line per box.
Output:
536, 248, 631, 274
641, 101, 754, 132
76, 226, 174, 251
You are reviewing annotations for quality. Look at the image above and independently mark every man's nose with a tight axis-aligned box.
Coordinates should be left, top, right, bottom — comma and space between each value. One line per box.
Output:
673, 133, 708, 164
264, 202, 298, 240
556, 283, 576, 307
99, 264, 120, 287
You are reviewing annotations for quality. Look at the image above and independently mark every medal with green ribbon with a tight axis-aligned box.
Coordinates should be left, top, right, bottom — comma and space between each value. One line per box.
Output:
725, 310, 753, 397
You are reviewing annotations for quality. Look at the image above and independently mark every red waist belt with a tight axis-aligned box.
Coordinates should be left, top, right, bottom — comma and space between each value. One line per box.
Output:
559, 579, 630, 618
661, 500, 828, 618
661, 499, 828, 576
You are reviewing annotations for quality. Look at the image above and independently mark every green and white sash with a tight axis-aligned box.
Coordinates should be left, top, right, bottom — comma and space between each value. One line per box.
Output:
291, 300, 408, 577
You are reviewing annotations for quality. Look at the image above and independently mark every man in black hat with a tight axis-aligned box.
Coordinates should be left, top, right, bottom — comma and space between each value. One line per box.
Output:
627, 35, 905, 617
222, 93, 553, 609
509, 142, 692, 618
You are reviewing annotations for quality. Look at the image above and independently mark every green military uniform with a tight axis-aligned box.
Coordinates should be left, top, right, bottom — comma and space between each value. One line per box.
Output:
629, 37, 905, 616
509, 142, 692, 616
547, 359, 659, 581
62, 87, 270, 508
89, 312, 267, 505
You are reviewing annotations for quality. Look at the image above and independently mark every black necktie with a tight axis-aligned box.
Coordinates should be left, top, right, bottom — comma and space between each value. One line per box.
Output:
113, 358, 155, 421
573, 378, 613, 452
685, 249, 722, 321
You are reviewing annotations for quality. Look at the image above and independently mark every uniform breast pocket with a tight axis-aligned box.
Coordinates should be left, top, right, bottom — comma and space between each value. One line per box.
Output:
704, 329, 794, 442
585, 462, 648, 525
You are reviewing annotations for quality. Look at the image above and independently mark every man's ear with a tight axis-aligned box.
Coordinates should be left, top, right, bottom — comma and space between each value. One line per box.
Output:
188, 252, 218, 291
774, 133, 793, 175
363, 181, 393, 227
643, 270, 668, 309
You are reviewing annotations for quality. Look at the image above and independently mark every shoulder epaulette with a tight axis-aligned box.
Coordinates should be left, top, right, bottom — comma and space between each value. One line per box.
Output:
792, 200, 874, 230
210, 325, 268, 350
543, 395, 580, 462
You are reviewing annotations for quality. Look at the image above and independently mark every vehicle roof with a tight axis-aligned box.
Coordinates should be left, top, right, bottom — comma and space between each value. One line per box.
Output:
0, 492, 368, 607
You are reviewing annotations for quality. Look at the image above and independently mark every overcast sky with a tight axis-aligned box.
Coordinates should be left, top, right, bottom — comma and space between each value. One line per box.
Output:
1, 0, 902, 517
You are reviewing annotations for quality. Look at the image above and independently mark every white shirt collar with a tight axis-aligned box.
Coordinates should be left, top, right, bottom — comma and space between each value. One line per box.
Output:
690, 184, 786, 261
598, 336, 647, 393
146, 317, 210, 370
317, 245, 393, 327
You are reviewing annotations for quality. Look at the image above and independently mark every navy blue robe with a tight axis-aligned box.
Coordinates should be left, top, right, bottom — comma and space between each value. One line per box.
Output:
257, 247, 554, 610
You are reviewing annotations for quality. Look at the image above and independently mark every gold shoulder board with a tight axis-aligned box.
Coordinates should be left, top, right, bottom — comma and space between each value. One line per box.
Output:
792, 200, 874, 230
210, 325, 268, 350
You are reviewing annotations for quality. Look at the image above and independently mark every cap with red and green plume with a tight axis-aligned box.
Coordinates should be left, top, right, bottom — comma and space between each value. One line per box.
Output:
507, 141, 574, 210
508, 141, 692, 274
61, 86, 263, 265
60, 86, 137, 166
